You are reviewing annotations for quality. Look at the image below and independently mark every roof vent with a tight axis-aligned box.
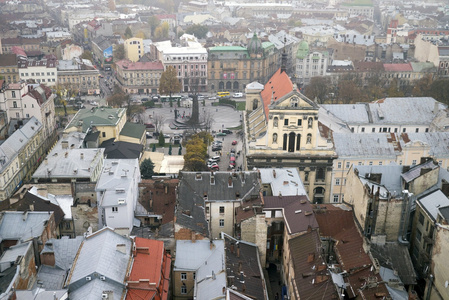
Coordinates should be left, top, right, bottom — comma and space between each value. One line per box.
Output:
86, 276, 92, 281
118, 199, 126, 205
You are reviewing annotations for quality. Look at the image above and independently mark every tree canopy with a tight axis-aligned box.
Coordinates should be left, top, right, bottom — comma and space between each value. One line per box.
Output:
154, 22, 169, 40
140, 158, 155, 179
185, 24, 209, 39
183, 134, 208, 171
159, 66, 182, 96
106, 84, 129, 107
80, 50, 93, 63
124, 26, 133, 39
114, 44, 125, 61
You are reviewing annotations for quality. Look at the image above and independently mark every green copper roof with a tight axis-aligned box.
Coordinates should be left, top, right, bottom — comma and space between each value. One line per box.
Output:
262, 42, 275, 49
341, 0, 373, 7
296, 41, 309, 59
66, 107, 126, 133
247, 33, 263, 54
120, 122, 146, 138
209, 46, 248, 52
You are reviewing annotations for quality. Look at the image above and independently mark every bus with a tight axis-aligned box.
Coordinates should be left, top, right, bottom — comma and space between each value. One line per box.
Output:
217, 91, 230, 98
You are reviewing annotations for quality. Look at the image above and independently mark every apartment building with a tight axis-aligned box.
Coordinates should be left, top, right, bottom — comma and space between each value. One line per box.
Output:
57, 58, 100, 95
18, 56, 58, 86
115, 59, 163, 94
153, 36, 208, 93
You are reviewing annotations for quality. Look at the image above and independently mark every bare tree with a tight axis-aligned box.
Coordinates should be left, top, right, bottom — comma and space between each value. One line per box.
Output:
201, 108, 214, 133
153, 114, 165, 133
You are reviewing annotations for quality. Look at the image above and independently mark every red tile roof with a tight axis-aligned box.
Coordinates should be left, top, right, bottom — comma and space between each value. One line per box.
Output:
116, 59, 164, 71
126, 237, 171, 300
383, 63, 412, 72
261, 69, 295, 118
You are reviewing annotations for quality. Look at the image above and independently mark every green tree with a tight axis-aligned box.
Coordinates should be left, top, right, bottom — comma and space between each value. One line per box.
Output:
168, 144, 172, 155
185, 24, 209, 39
152, 144, 156, 152
337, 79, 363, 104
159, 66, 182, 97
158, 131, 165, 146
140, 158, 155, 179
148, 16, 160, 37
114, 44, 125, 61
80, 50, 93, 63
124, 26, 133, 39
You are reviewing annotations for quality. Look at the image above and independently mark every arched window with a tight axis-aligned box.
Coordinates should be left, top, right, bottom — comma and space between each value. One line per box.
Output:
272, 133, 278, 143
252, 99, 258, 110
316, 167, 325, 180
233, 81, 239, 90
283, 133, 288, 150
273, 117, 278, 127
219, 82, 224, 90
226, 81, 232, 90
308, 117, 313, 129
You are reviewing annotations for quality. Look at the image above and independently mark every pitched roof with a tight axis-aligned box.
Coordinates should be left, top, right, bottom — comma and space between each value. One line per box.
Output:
4, 189, 65, 225
67, 228, 132, 300
65, 107, 126, 133
418, 189, 449, 221
0, 211, 53, 243
259, 168, 307, 196
383, 63, 413, 72
137, 179, 179, 225
224, 235, 268, 299
126, 237, 171, 300
100, 139, 143, 159
120, 122, 146, 139
401, 159, 439, 183
314, 205, 390, 299
288, 230, 337, 299
261, 69, 294, 118
264, 195, 318, 235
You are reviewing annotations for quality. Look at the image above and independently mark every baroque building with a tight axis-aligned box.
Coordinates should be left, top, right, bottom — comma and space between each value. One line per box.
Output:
244, 66, 336, 203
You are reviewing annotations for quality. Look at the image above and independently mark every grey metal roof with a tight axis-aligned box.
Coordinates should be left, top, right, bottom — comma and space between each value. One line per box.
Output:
41, 236, 84, 271
174, 240, 223, 271
439, 206, 449, 222
32, 148, 104, 180
322, 97, 446, 126
194, 240, 226, 300
96, 159, 140, 207
67, 228, 131, 299
37, 265, 67, 290
321, 104, 370, 124
418, 190, 449, 221
333, 133, 397, 158
0, 211, 53, 243
0, 242, 31, 272
400, 132, 449, 158
0, 117, 42, 173
401, 160, 439, 183
355, 164, 403, 198
176, 172, 261, 237
259, 168, 307, 196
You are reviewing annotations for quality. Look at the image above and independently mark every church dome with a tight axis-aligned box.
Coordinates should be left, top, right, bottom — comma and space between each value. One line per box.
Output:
247, 33, 263, 55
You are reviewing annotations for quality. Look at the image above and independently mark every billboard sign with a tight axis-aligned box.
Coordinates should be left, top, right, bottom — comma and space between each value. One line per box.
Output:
103, 46, 113, 64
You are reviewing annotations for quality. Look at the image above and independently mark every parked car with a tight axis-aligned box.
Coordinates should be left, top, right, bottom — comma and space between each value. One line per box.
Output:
210, 164, 219, 170
212, 146, 222, 152
222, 129, 233, 134
209, 96, 217, 100
231, 140, 238, 145
164, 134, 170, 138
216, 132, 227, 136
211, 156, 221, 161
91, 101, 98, 106
233, 92, 243, 98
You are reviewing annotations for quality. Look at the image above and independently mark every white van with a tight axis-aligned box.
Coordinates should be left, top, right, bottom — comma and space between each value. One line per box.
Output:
233, 92, 243, 98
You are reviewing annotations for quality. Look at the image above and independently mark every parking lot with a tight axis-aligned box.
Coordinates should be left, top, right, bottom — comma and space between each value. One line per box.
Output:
207, 131, 244, 171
